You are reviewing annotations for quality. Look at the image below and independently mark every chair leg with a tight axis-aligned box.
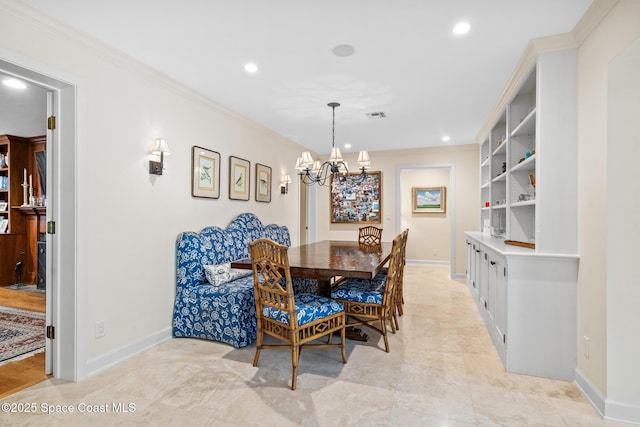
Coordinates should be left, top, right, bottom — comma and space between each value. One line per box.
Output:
392, 306, 399, 332
340, 327, 347, 363
253, 329, 263, 367
380, 318, 390, 353
291, 345, 299, 390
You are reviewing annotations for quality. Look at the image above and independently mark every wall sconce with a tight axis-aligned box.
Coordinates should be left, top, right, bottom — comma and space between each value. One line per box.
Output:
149, 138, 170, 175
280, 174, 291, 194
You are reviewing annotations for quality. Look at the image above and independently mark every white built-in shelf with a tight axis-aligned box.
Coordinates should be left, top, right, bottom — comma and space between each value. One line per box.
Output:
492, 172, 507, 182
493, 141, 507, 156
510, 154, 536, 173
511, 200, 536, 208
511, 108, 537, 137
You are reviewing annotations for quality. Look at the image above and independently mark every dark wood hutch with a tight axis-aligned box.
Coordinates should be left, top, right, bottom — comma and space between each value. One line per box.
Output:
0, 134, 46, 288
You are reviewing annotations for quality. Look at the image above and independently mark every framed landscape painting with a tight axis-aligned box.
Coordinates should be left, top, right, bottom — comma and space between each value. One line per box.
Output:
229, 156, 250, 201
191, 146, 220, 199
255, 163, 271, 203
412, 186, 446, 213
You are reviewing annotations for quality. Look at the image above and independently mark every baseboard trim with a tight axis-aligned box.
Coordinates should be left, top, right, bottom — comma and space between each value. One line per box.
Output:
605, 398, 640, 425
86, 327, 172, 376
574, 368, 606, 417
575, 368, 640, 425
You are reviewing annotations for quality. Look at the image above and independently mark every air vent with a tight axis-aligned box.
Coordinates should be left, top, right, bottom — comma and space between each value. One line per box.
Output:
365, 112, 386, 119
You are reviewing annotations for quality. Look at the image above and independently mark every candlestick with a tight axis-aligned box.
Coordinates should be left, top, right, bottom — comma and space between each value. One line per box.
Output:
29, 174, 32, 189
21, 182, 29, 206
23, 168, 27, 184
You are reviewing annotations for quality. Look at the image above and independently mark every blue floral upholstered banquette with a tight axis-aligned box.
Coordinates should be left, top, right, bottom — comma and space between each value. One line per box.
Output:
172, 213, 316, 348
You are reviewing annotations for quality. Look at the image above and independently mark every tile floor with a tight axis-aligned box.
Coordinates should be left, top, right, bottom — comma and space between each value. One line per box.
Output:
0, 265, 627, 426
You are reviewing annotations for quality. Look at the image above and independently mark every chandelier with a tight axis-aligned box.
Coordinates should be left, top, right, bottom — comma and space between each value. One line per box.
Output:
295, 102, 371, 186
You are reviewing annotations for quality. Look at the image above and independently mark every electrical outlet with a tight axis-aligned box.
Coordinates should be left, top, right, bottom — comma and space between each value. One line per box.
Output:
95, 320, 106, 338
583, 335, 590, 359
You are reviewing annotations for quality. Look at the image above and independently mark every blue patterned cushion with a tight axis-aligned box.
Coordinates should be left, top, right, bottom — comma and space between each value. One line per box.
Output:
262, 293, 344, 326
204, 262, 252, 286
331, 275, 387, 304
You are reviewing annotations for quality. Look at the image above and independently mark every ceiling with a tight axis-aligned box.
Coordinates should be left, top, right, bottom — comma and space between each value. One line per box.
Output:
6, 0, 593, 155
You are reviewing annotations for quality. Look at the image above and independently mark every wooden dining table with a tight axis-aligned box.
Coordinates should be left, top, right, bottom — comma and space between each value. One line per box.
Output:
232, 240, 393, 341
233, 240, 393, 297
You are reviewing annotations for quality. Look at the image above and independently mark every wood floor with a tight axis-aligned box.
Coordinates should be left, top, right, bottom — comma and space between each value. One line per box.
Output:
0, 286, 49, 399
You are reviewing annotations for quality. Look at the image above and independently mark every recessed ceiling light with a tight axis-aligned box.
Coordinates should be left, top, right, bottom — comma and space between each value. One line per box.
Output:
442, 136, 451, 142
344, 143, 352, 149
332, 44, 355, 57
2, 78, 27, 89
453, 21, 471, 35
244, 63, 258, 73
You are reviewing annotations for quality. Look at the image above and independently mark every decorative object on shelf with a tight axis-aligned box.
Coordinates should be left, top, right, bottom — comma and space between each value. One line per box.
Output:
255, 163, 271, 203
412, 186, 446, 214
528, 173, 536, 199
149, 138, 170, 175
21, 168, 29, 206
504, 240, 535, 249
0, 218, 7, 233
0, 153, 6, 168
191, 146, 220, 199
229, 156, 250, 201
331, 171, 381, 224
280, 174, 291, 194
502, 162, 507, 173
0, 202, 6, 211
295, 102, 371, 187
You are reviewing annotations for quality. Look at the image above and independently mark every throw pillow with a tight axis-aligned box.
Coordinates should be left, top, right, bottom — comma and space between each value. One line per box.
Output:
204, 262, 252, 286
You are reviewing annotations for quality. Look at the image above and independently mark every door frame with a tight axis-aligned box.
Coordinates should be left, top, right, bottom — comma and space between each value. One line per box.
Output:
0, 56, 81, 381
396, 163, 456, 279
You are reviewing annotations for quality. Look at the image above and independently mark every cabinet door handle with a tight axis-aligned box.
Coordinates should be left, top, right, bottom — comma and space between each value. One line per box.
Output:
490, 261, 496, 265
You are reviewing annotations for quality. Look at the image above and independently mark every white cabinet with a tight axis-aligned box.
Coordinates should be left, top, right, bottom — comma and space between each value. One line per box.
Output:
465, 232, 577, 381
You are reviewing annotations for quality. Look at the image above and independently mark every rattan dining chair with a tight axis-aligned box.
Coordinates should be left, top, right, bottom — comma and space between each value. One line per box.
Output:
249, 238, 347, 390
394, 229, 409, 321
331, 232, 403, 352
358, 226, 383, 245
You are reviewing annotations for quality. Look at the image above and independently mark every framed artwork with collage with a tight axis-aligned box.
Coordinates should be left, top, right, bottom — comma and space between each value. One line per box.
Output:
330, 171, 381, 224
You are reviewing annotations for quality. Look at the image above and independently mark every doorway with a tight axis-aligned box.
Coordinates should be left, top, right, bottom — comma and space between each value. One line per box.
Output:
0, 57, 78, 386
397, 164, 456, 278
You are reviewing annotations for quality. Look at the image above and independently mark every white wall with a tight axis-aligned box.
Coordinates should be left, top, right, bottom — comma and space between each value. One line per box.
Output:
0, 1, 303, 375
314, 144, 478, 277
576, 0, 640, 421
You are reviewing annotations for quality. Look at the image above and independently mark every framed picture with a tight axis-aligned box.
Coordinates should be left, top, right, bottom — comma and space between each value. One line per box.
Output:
0, 218, 7, 233
229, 156, 250, 201
412, 186, 446, 213
330, 171, 381, 224
191, 146, 221, 199
0, 202, 7, 211
255, 163, 271, 203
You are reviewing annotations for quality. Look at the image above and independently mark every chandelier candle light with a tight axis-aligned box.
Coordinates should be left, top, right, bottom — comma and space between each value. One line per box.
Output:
295, 102, 371, 186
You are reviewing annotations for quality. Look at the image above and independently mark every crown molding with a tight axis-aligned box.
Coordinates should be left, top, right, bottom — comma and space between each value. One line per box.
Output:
573, 0, 619, 45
